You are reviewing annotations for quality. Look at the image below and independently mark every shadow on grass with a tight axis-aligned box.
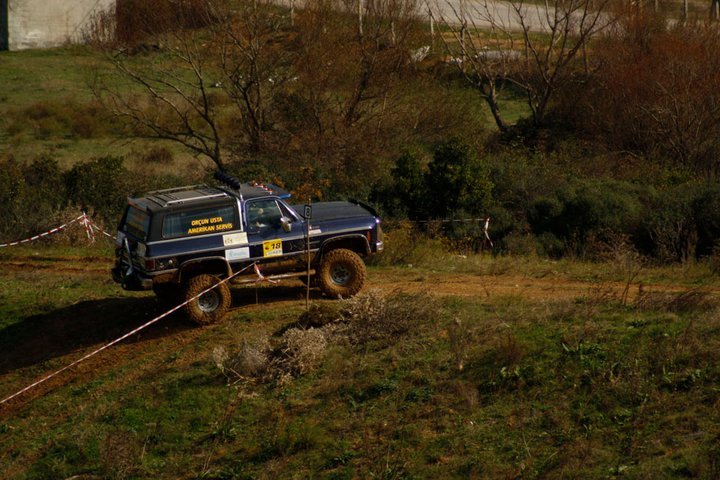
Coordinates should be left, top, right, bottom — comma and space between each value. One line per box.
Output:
0, 295, 193, 375
0, 283, 323, 375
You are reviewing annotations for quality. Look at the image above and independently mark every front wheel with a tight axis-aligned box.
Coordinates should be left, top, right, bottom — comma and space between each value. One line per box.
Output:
183, 274, 231, 325
317, 249, 366, 299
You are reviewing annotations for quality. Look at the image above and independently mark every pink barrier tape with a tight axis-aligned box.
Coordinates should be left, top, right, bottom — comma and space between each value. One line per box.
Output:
81, 213, 94, 242
389, 217, 494, 248
254, 263, 278, 284
0, 262, 257, 407
89, 222, 117, 240
0, 213, 88, 248
483, 217, 494, 248
400, 217, 490, 224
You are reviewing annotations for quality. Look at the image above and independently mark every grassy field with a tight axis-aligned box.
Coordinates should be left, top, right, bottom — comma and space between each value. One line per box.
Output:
1, 239, 720, 479
0, 46, 203, 169
0, 45, 522, 171
2, 29, 720, 480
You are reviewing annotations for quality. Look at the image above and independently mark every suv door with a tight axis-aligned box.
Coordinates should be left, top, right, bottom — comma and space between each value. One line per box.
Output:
244, 198, 305, 262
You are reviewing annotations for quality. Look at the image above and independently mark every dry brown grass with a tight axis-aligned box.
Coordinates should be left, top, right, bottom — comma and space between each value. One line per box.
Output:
214, 290, 442, 384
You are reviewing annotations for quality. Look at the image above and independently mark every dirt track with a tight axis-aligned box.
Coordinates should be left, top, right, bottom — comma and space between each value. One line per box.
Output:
1, 255, 718, 416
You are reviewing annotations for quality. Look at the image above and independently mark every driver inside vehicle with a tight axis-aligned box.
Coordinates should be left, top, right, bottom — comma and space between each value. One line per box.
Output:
247, 200, 282, 230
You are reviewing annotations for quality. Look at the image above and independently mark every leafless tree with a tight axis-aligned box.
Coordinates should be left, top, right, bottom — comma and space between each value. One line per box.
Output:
433, 0, 616, 131
277, 0, 425, 192
90, 0, 291, 170
212, 1, 294, 153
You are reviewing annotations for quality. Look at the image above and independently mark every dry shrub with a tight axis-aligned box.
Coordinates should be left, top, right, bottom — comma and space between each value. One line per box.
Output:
215, 327, 338, 385
213, 337, 270, 384
214, 291, 441, 385
271, 328, 329, 377
44, 206, 98, 246
296, 303, 343, 328
341, 289, 440, 346
141, 146, 174, 164
635, 289, 719, 314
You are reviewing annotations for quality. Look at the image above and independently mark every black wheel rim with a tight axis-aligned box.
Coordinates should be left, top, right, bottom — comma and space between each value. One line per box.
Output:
330, 264, 351, 285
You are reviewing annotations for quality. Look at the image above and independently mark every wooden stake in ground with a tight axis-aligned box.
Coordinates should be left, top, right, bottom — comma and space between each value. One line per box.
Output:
305, 201, 312, 311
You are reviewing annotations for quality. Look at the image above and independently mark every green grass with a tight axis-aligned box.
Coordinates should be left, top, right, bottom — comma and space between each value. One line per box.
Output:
0, 46, 203, 168
1, 246, 720, 478
0, 47, 103, 108
0, 41, 529, 167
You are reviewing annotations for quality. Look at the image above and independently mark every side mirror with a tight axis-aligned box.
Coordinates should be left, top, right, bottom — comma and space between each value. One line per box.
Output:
280, 216, 292, 232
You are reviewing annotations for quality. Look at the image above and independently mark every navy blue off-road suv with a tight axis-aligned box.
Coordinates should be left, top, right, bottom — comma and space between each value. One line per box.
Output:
112, 173, 383, 324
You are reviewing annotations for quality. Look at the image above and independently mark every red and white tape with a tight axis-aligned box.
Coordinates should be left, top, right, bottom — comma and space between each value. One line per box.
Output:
0, 213, 89, 248
0, 262, 257, 407
89, 222, 117, 240
0, 213, 119, 248
483, 217, 493, 248
254, 263, 278, 284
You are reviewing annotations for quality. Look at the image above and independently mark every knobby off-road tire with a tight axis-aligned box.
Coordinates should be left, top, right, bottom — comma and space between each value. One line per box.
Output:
183, 274, 231, 325
317, 248, 366, 299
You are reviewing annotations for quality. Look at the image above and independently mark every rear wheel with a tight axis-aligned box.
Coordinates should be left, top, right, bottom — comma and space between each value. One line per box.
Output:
183, 274, 231, 325
317, 249, 366, 298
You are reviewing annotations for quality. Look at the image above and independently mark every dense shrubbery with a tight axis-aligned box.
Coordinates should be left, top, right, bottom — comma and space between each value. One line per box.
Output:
0, 157, 66, 236
640, 182, 720, 262
368, 138, 720, 261
0, 155, 186, 241
528, 179, 652, 256
373, 139, 493, 249
65, 156, 130, 220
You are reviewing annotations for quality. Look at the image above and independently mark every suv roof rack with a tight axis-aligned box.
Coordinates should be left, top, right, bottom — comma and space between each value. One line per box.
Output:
145, 184, 209, 196
145, 186, 229, 208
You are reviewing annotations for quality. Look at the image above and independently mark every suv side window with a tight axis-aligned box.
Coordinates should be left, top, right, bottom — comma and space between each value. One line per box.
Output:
123, 206, 150, 240
246, 199, 283, 230
162, 205, 236, 239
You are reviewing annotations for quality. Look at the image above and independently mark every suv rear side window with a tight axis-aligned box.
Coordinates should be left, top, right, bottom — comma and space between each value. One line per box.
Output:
123, 207, 150, 240
162, 205, 237, 239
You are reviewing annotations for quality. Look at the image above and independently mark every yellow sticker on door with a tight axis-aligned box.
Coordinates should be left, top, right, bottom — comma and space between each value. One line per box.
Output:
263, 239, 283, 257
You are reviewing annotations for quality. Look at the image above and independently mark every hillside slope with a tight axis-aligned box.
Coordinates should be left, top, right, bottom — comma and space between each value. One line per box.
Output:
2, 248, 720, 478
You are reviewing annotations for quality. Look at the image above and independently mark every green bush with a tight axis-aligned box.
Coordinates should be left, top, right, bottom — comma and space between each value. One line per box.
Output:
693, 183, 720, 257
528, 178, 652, 256
425, 139, 493, 219
640, 181, 720, 262
640, 184, 698, 262
0, 156, 68, 240
64, 156, 130, 223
